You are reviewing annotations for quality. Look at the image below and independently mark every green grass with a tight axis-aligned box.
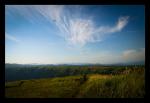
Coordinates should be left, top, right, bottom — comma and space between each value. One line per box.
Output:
77, 72, 144, 98
5, 68, 145, 98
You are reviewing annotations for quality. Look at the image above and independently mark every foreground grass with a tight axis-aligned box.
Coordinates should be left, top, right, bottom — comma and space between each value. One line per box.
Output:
5, 68, 145, 98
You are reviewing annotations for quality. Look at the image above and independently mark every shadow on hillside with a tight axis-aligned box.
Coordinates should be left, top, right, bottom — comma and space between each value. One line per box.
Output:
5, 81, 24, 88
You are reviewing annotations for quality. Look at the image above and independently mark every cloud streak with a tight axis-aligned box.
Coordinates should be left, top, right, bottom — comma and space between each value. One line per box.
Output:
6, 33, 20, 43
6, 5, 129, 47
34, 6, 129, 47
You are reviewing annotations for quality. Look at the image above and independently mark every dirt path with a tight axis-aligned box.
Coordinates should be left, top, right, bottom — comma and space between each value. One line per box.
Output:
71, 76, 88, 98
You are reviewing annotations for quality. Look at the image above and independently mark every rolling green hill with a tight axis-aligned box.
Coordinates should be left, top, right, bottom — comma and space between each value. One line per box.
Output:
5, 67, 145, 98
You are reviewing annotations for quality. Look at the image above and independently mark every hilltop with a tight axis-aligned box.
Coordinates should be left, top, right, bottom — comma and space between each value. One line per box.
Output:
5, 67, 145, 98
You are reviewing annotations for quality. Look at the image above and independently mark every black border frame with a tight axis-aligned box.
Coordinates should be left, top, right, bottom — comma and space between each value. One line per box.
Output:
1, 0, 150, 103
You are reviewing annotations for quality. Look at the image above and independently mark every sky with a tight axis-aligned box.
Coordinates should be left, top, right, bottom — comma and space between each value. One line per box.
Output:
5, 5, 145, 64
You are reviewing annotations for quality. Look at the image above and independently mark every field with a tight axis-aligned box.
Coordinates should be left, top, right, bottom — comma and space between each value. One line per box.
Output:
5, 65, 145, 98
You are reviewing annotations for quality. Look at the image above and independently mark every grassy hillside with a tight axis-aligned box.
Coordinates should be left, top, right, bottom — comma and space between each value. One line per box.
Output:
5, 64, 144, 82
5, 67, 145, 98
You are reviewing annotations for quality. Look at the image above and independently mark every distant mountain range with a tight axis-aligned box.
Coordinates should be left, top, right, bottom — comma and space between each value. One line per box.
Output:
6, 61, 145, 66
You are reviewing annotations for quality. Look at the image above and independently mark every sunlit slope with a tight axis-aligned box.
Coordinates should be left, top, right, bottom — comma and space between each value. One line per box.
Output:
5, 68, 145, 98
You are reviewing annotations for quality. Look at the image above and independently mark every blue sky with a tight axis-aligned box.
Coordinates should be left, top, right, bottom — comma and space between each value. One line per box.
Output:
5, 5, 145, 64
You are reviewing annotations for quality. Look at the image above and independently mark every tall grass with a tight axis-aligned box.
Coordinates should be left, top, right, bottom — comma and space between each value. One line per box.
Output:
5, 67, 145, 98
77, 68, 145, 98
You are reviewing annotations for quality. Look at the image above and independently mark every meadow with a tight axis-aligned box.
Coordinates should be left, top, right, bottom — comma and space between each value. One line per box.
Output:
5, 65, 145, 98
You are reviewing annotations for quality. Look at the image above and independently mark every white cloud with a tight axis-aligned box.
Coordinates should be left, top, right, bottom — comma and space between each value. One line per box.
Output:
66, 16, 129, 47
122, 48, 145, 62
111, 16, 129, 32
34, 5, 64, 23
6, 33, 20, 43
6, 5, 129, 47
33, 6, 129, 47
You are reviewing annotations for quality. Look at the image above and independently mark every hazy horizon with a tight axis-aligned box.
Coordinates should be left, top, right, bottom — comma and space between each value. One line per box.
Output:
5, 5, 145, 64
5, 61, 145, 65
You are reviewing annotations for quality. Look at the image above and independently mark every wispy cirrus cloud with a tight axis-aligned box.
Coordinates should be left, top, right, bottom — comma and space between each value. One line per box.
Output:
34, 6, 129, 47
6, 5, 129, 47
66, 16, 129, 45
6, 33, 20, 43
